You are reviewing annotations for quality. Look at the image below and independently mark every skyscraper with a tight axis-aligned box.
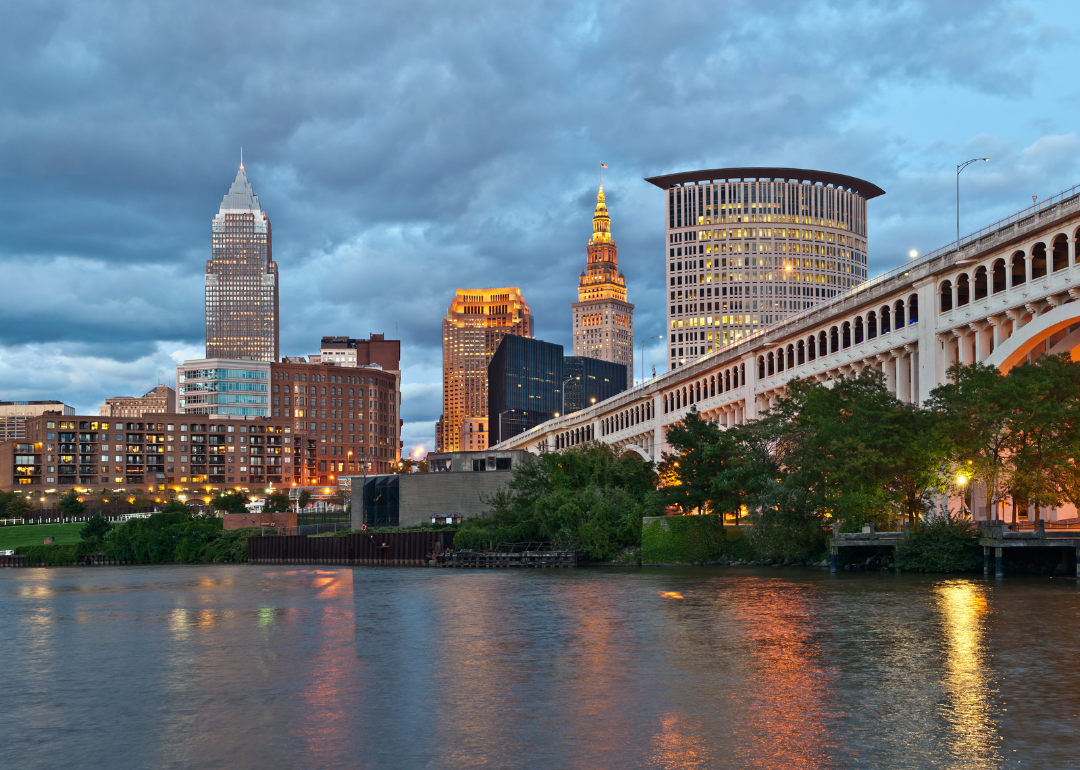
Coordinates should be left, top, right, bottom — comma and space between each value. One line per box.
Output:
645, 167, 883, 369
572, 186, 634, 388
205, 164, 279, 361
438, 288, 532, 452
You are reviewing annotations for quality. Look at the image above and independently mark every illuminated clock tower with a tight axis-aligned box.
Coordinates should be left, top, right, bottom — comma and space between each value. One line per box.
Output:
571, 186, 634, 388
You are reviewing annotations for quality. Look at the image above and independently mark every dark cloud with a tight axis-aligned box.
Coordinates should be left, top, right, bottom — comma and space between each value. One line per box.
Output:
0, 0, 1071, 452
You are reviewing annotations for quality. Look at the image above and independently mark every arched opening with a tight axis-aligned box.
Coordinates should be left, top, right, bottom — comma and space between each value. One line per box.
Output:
940, 280, 953, 312
881, 305, 891, 334
842, 321, 851, 349
1031, 242, 1047, 279
758, 356, 766, 379
973, 266, 988, 300
817, 332, 825, 358
1052, 234, 1069, 272
956, 273, 969, 306
909, 294, 919, 324
775, 349, 784, 373
787, 345, 795, 369
797, 340, 805, 365
829, 327, 839, 353
895, 300, 905, 328
868, 312, 878, 339
992, 259, 1006, 293
725, 370, 731, 391
710, 376, 715, 398
1011, 251, 1026, 286
767, 352, 775, 376
854, 316, 864, 344
807, 335, 817, 362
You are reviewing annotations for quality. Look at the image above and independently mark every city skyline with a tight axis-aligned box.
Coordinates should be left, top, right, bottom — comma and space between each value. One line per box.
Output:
3, 1, 1080, 457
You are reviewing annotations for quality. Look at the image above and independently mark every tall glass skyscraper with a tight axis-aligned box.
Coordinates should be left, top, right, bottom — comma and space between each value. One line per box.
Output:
205, 164, 279, 362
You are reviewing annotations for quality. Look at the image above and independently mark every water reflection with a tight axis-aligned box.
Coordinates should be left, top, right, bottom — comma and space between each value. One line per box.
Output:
934, 580, 1002, 767
3, 567, 1079, 769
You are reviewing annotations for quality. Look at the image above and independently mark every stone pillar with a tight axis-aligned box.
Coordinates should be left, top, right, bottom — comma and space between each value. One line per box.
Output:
995, 547, 1003, 578
983, 547, 990, 576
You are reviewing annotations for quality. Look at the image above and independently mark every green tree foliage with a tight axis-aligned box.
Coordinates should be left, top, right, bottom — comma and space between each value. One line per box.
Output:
455, 443, 663, 561
926, 355, 1080, 521
79, 514, 113, 542
0, 491, 17, 517
6, 496, 33, 519
104, 511, 255, 563
213, 491, 250, 514
161, 500, 191, 515
58, 490, 86, 516
297, 489, 313, 510
264, 490, 291, 513
659, 408, 741, 516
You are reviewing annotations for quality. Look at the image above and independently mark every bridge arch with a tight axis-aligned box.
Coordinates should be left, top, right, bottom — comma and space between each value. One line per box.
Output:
986, 303, 1080, 372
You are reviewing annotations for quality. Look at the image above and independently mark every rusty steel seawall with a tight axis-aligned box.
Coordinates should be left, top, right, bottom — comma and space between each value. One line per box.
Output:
247, 531, 455, 565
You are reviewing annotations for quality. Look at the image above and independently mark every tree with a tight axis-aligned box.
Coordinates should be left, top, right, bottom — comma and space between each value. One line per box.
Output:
659, 407, 740, 516
927, 362, 1014, 520
264, 490, 291, 513
161, 500, 191, 515
6, 496, 32, 519
80, 514, 113, 541
1006, 354, 1080, 520
213, 491, 250, 514
0, 490, 17, 517
458, 443, 663, 560
58, 490, 86, 516
297, 489, 313, 511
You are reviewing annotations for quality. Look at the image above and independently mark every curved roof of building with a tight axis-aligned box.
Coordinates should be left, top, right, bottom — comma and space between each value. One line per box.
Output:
644, 167, 885, 199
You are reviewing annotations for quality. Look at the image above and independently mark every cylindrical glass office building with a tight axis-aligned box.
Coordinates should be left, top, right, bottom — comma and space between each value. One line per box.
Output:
645, 167, 884, 369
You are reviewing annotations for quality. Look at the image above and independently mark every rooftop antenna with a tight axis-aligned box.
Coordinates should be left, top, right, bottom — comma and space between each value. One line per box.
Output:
240, 147, 244, 170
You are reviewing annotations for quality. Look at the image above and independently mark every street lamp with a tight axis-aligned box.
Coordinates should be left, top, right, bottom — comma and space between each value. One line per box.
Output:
957, 472, 969, 518
640, 335, 663, 384
957, 158, 989, 247
497, 409, 516, 445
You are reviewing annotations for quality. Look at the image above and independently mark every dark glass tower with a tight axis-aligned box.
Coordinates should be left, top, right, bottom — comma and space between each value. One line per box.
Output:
488, 335, 563, 444
205, 165, 279, 361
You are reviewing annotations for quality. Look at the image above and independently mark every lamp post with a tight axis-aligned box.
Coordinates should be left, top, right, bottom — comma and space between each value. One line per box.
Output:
640, 335, 663, 384
957, 158, 989, 248
497, 409, 516, 445
957, 473, 969, 519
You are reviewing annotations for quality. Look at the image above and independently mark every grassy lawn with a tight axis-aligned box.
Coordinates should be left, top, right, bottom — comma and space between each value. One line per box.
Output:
0, 522, 85, 550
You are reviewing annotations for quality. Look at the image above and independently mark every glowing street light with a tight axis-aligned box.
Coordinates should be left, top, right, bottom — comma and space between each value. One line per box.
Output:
909, 249, 918, 259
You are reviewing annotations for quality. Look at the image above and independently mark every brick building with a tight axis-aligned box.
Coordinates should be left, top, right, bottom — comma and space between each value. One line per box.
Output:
98, 385, 177, 417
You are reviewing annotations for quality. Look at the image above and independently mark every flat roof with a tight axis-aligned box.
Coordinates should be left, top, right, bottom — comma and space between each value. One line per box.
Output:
644, 167, 885, 200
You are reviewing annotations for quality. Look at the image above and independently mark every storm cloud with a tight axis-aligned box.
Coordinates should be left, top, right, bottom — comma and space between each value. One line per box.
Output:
0, 0, 1075, 452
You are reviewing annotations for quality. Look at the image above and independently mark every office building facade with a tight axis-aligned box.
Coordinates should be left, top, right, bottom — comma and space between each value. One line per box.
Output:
98, 385, 177, 417
572, 186, 634, 388
562, 356, 627, 414
488, 335, 563, 444
0, 401, 74, 441
645, 167, 884, 368
438, 288, 532, 452
205, 164, 279, 362
177, 355, 401, 479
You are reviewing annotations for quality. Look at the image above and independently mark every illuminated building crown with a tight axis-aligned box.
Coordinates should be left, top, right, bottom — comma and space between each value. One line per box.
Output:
590, 186, 611, 244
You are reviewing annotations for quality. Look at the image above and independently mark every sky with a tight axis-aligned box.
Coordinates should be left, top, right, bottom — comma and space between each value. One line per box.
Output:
1, 0, 1079, 455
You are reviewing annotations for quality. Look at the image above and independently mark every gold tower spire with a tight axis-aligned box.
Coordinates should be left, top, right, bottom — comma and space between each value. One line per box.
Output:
590, 186, 611, 244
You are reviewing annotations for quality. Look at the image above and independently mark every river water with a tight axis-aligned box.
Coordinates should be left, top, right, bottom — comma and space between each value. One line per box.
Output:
1, 566, 1078, 769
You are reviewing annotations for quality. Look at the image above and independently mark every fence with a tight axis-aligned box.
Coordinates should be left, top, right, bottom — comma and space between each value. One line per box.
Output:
247, 530, 457, 565
1, 509, 158, 526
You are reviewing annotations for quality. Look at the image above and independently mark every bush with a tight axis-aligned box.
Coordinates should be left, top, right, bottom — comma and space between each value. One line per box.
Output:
895, 514, 981, 572
15, 544, 82, 565
642, 515, 731, 563
104, 512, 254, 563
6, 496, 33, 518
